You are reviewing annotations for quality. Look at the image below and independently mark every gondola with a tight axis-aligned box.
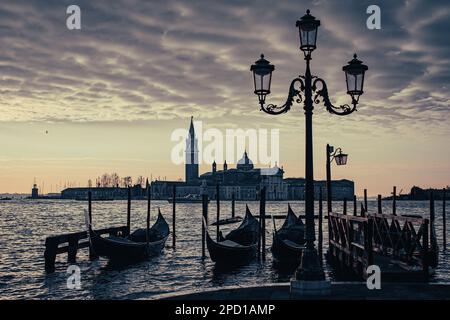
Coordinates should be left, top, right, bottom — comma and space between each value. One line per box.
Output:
86, 208, 170, 262
205, 205, 260, 264
271, 204, 305, 263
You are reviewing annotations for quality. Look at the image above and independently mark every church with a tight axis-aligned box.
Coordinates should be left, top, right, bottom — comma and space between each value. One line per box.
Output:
151, 117, 287, 200
150, 117, 354, 201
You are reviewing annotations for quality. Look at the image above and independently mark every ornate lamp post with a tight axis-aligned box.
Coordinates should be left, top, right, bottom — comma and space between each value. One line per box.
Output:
250, 9, 368, 293
326, 144, 348, 213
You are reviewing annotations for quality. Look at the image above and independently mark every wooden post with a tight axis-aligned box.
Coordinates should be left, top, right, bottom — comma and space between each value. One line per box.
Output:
367, 218, 374, 266
202, 193, 208, 259
67, 235, 78, 263
319, 187, 323, 265
444, 188, 447, 251
364, 189, 368, 213
260, 186, 266, 261
423, 219, 429, 280
430, 191, 435, 224
360, 203, 365, 217
353, 195, 357, 216
377, 195, 382, 214
88, 191, 92, 225
146, 187, 151, 245
44, 238, 58, 273
348, 219, 354, 268
343, 198, 347, 215
87, 191, 98, 260
393, 186, 397, 216
231, 193, 235, 218
216, 184, 220, 241
172, 185, 176, 248
127, 186, 131, 236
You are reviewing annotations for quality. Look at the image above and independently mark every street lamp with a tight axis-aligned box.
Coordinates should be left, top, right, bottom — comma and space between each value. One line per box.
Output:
250, 54, 275, 107
326, 144, 348, 214
250, 9, 368, 292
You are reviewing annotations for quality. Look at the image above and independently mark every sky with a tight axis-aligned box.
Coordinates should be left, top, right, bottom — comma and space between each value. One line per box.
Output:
0, 0, 449, 196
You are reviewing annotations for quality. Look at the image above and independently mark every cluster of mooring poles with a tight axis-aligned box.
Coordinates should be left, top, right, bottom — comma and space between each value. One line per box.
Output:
43, 182, 446, 274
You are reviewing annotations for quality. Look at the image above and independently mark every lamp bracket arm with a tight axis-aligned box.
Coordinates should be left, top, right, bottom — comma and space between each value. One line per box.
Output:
260, 77, 305, 115
330, 148, 342, 159
312, 78, 357, 116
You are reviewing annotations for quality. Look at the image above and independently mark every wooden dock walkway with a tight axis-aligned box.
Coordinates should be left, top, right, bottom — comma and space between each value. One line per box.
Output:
326, 189, 441, 281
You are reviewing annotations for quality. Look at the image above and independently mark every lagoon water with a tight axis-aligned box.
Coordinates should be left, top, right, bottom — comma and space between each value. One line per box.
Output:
0, 199, 448, 299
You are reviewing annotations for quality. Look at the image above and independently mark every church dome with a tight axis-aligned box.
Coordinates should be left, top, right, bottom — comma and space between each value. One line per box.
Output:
237, 151, 254, 170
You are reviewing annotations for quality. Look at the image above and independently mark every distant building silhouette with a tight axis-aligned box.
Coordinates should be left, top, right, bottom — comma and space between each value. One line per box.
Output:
31, 184, 39, 199
61, 185, 145, 200
383, 186, 450, 200
150, 117, 354, 200
284, 178, 354, 200
185, 116, 199, 185
60, 117, 355, 201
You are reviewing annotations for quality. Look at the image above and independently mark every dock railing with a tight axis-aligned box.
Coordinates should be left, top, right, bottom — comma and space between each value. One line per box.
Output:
328, 211, 432, 280
44, 225, 127, 273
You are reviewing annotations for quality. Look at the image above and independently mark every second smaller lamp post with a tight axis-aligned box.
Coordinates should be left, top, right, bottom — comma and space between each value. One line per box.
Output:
326, 144, 348, 214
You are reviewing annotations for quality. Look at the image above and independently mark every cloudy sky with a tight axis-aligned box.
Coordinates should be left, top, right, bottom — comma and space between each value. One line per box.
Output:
0, 0, 449, 195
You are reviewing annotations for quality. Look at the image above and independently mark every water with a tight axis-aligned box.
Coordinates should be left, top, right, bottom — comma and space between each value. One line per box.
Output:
0, 199, 448, 299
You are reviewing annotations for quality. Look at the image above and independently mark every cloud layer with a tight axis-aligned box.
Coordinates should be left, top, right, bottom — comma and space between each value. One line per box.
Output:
0, 0, 448, 128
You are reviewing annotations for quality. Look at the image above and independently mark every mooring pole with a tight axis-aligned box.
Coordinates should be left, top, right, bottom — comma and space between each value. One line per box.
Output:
88, 190, 92, 225
443, 188, 447, 251
127, 186, 131, 236
216, 184, 220, 241
202, 193, 208, 259
319, 187, 323, 265
172, 185, 176, 248
87, 190, 97, 260
231, 193, 235, 218
260, 186, 266, 261
326, 144, 332, 214
364, 189, 368, 213
353, 195, 357, 216
377, 194, 382, 214
423, 219, 430, 280
343, 198, 347, 215
146, 187, 151, 245
367, 218, 374, 266
430, 190, 435, 230
393, 186, 397, 216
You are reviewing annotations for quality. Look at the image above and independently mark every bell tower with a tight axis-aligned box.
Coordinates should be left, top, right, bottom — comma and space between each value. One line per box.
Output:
185, 116, 199, 184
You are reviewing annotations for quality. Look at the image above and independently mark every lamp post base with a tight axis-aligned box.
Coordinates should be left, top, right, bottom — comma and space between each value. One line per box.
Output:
290, 279, 331, 297
290, 246, 330, 296
295, 246, 325, 280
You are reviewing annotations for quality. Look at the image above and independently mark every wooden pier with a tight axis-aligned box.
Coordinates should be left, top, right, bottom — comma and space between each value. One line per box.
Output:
44, 225, 128, 273
44, 186, 177, 273
327, 190, 440, 281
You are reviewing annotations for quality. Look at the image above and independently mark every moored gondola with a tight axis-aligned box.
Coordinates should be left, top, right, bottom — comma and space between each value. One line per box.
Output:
205, 205, 260, 264
271, 204, 305, 263
86, 208, 169, 262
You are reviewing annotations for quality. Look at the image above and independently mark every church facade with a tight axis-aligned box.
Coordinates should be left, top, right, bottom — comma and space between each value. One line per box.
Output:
150, 117, 354, 201
198, 150, 287, 200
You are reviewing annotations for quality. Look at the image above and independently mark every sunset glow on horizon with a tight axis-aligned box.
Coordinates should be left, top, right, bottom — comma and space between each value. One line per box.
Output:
0, 0, 449, 196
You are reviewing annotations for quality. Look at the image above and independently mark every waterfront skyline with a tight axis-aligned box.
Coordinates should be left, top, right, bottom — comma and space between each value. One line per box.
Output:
0, 0, 449, 195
